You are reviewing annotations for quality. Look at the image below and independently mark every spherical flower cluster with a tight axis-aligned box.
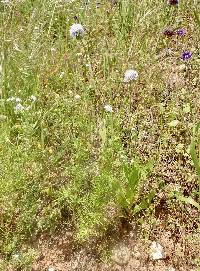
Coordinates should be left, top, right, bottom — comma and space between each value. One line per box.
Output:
69, 24, 85, 38
176, 28, 186, 36
124, 69, 139, 82
181, 51, 192, 60
104, 104, 113, 113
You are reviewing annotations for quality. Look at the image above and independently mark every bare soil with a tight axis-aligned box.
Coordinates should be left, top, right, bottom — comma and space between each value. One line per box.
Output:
30, 221, 200, 271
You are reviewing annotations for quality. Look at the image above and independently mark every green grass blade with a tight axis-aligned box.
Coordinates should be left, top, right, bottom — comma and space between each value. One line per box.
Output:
174, 192, 200, 211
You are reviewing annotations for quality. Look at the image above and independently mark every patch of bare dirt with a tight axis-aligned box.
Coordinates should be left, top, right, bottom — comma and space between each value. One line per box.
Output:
31, 224, 200, 271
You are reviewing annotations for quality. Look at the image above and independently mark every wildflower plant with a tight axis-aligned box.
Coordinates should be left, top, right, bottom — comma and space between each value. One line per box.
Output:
115, 159, 155, 215
173, 123, 200, 212
0, 0, 199, 268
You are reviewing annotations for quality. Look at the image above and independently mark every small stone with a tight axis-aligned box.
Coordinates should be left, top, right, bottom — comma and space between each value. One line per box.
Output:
150, 241, 165, 260
48, 267, 56, 271
112, 244, 131, 266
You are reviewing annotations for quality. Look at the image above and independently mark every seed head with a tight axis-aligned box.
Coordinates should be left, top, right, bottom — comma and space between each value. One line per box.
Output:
168, 0, 178, 5
163, 29, 175, 37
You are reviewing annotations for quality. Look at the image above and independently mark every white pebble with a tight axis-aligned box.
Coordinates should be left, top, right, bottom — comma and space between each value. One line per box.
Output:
150, 241, 165, 260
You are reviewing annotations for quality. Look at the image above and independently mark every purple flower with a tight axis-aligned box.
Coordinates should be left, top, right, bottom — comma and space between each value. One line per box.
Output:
181, 51, 192, 60
176, 29, 186, 36
163, 29, 175, 37
168, 0, 178, 5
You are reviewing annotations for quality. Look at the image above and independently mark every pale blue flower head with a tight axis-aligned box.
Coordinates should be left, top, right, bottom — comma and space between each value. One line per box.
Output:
14, 103, 24, 113
69, 24, 85, 38
104, 104, 113, 112
124, 69, 138, 82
